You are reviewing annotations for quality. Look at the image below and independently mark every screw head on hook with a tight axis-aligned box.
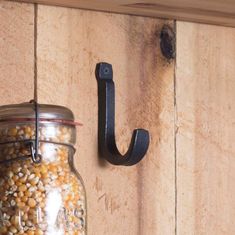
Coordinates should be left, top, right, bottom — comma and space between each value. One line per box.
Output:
95, 62, 113, 81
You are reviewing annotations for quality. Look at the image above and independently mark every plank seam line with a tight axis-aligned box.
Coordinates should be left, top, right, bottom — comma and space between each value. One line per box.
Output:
34, 3, 38, 102
173, 19, 178, 235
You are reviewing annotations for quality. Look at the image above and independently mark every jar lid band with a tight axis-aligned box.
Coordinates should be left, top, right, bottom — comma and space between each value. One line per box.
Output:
0, 118, 82, 126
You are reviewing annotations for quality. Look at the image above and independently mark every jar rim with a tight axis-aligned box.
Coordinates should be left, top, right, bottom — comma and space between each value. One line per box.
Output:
0, 102, 77, 121
0, 118, 83, 126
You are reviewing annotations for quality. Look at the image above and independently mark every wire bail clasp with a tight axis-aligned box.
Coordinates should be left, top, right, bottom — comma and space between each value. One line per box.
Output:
29, 100, 42, 164
27, 140, 42, 164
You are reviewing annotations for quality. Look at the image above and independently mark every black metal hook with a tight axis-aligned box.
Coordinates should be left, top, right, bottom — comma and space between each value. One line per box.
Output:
95, 62, 150, 166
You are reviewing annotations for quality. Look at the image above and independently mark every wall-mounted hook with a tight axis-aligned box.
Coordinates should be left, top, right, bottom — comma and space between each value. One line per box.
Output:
95, 62, 150, 166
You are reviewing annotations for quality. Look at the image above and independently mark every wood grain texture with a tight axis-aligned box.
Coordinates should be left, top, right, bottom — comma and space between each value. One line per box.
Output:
11, 0, 235, 27
176, 22, 235, 235
36, 5, 175, 235
0, 1, 34, 104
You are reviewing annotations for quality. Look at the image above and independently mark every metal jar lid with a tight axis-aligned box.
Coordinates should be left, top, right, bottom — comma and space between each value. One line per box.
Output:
0, 102, 80, 125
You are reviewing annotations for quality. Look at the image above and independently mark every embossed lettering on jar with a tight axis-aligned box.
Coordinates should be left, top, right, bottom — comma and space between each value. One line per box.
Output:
0, 103, 87, 235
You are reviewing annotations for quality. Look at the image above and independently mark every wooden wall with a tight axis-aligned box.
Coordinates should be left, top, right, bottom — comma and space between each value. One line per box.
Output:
1, 1, 235, 235
176, 22, 235, 235
36, 5, 175, 235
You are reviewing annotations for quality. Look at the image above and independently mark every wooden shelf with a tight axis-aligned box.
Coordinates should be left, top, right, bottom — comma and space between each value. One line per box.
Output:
13, 0, 235, 27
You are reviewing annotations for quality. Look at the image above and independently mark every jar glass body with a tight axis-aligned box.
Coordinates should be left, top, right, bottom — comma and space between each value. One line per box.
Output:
0, 122, 86, 235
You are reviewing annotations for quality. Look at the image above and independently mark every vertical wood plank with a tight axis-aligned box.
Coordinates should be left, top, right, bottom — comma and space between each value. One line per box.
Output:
37, 5, 175, 235
176, 22, 235, 235
0, 1, 34, 104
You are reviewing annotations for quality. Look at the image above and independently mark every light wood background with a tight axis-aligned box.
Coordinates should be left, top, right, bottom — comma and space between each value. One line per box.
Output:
0, 2, 175, 235
176, 22, 235, 235
36, 4, 175, 235
1, 1, 235, 235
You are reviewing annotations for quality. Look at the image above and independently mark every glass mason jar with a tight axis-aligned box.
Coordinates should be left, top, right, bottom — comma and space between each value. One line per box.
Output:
0, 102, 86, 235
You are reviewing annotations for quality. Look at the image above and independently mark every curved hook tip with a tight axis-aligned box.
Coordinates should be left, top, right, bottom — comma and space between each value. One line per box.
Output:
124, 129, 150, 166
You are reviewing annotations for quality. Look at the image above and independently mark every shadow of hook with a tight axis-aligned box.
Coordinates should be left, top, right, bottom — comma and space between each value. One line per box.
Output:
95, 62, 150, 166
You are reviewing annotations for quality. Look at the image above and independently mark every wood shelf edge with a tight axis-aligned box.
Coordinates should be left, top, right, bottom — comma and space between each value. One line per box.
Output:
10, 0, 235, 27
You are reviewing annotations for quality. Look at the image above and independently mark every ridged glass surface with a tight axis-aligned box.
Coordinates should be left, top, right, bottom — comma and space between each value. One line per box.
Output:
0, 123, 86, 235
